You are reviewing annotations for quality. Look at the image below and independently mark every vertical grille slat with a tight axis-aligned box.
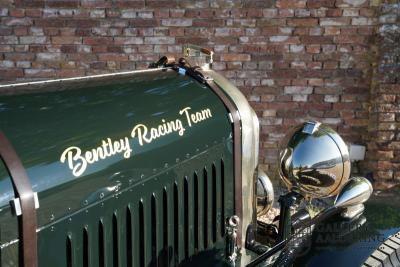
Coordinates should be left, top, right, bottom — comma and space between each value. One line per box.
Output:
98, 220, 105, 267
103, 216, 114, 266
139, 201, 145, 267
112, 213, 119, 267
221, 159, 226, 238
161, 188, 169, 266
154, 191, 164, 267
183, 178, 189, 259
206, 167, 213, 248
144, 197, 153, 267
193, 173, 199, 252
87, 222, 99, 267
197, 170, 205, 251
177, 181, 186, 263
139, 199, 153, 267
166, 184, 175, 267
72, 227, 84, 267
212, 163, 217, 244
150, 194, 157, 266
203, 168, 208, 249
66, 235, 72, 267
126, 207, 133, 267
187, 175, 195, 258
132, 203, 141, 267
117, 210, 128, 267
83, 227, 89, 267
173, 183, 179, 264
215, 162, 222, 239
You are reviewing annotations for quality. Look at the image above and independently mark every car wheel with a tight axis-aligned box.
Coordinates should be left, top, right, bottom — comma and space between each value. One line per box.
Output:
362, 230, 400, 267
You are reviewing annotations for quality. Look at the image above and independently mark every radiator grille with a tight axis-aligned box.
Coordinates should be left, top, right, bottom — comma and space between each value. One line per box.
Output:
56, 158, 233, 267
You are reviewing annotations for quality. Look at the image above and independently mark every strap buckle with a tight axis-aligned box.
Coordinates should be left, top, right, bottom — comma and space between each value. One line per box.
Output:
11, 192, 39, 216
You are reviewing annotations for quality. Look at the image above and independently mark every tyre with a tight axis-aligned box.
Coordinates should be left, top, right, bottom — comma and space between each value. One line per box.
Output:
362, 230, 400, 267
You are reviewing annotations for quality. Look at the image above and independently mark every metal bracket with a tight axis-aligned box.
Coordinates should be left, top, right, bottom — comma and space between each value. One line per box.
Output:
203, 76, 214, 82
340, 203, 364, 220
225, 215, 240, 263
11, 192, 39, 216
302, 121, 321, 134
228, 113, 234, 123
183, 44, 214, 70
228, 111, 241, 124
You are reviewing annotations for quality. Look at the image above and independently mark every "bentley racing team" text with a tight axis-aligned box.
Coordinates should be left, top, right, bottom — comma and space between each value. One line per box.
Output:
60, 106, 213, 177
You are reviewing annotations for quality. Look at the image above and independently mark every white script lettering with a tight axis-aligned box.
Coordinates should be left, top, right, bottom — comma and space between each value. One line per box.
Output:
60, 137, 132, 177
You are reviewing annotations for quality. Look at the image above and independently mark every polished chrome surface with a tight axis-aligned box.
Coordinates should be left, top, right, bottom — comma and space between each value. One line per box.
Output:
0, 68, 164, 90
340, 203, 365, 219
256, 169, 274, 217
302, 121, 321, 134
203, 70, 259, 247
225, 215, 240, 262
184, 44, 214, 70
279, 121, 351, 199
334, 176, 373, 208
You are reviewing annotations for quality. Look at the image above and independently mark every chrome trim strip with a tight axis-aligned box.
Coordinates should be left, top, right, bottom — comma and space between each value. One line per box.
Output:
0, 68, 167, 89
202, 70, 259, 247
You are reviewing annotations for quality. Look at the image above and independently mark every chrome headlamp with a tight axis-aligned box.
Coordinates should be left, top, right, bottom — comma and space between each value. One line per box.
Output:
278, 121, 351, 199
256, 169, 274, 216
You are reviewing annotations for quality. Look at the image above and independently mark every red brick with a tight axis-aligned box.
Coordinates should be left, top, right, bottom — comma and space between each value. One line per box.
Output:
3, 17, 33, 26
25, 9, 42, 17
308, 78, 324, 86
130, 19, 160, 27
14, 26, 28, 36
146, 0, 177, 8
334, 35, 364, 44
324, 61, 338, 69
34, 18, 66, 27
301, 36, 333, 44
9, 9, 25, 17
376, 150, 394, 160
52, 36, 82, 45
324, 27, 340, 35
15, 0, 45, 8
276, 0, 306, 8
83, 37, 114, 45
193, 19, 224, 27
114, 0, 144, 8
47, 0, 79, 8
320, 17, 350, 26
60, 45, 77, 53
287, 18, 318, 26
0, 27, 12, 35
0, 69, 24, 80
307, 0, 335, 8
360, 8, 375, 17
66, 19, 98, 27
306, 44, 321, 53
98, 53, 129, 61
326, 9, 342, 17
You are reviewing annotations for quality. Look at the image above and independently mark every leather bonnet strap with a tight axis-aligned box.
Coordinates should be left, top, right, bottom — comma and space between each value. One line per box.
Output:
0, 132, 38, 267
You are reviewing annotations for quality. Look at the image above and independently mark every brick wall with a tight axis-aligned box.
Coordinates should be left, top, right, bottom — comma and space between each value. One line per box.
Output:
365, 2, 400, 188
0, 0, 397, 184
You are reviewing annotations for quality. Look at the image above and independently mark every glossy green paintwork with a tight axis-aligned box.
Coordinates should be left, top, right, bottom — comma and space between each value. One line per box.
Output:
0, 69, 235, 266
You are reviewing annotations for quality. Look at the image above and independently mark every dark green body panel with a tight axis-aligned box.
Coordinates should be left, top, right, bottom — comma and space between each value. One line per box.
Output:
0, 69, 235, 266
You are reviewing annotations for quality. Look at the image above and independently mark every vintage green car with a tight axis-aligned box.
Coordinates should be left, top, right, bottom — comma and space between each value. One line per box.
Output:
0, 46, 399, 267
